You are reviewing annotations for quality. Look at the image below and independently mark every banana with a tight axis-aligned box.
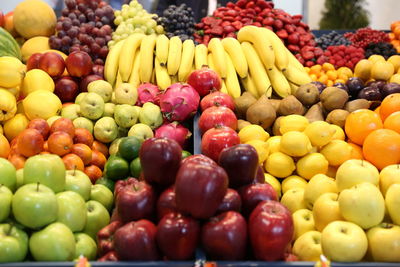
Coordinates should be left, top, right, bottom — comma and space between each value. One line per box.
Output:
237, 26, 275, 70
221, 37, 248, 78
194, 44, 208, 70
139, 35, 157, 83
224, 52, 241, 98
104, 39, 125, 86
283, 65, 312, 87
128, 49, 141, 88
167, 36, 182, 75
155, 34, 169, 66
220, 79, 228, 95
207, 52, 217, 73
266, 65, 291, 98
240, 74, 259, 98
241, 42, 272, 97
286, 47, 306, 71
208, 38, 227, 78
155, 57, 171, 90
150, 68, 156, 84
118, 33, 144, 82
260, 28, 288, 71
114, 70, 123, 90
178, 39, 195, 82
0, 57, 25, 88
289, 81, 299, 95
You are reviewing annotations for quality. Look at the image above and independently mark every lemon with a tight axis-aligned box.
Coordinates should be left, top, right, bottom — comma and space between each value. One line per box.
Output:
282, 175, 308, 194
246, 140, 269, 163
280, 188, 307, 213
331, 125, 345, 141
266, 136, 281, 154
280, 115, 309, 134
280, 131, 312, 157
239, 124, 269, 143
23, 90, 62, 120
304, 121, 336, 147
320, 140, 352, 166
264, 173, 281, 198
264, 152, 295, 178
296, 153, 329, 180
21, 69, 55, 97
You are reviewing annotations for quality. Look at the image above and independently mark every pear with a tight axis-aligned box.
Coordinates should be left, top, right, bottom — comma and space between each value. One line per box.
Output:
234, 92, 257, 119
325, 109, 349, 128
304, 103, 324, 122
278, 95, 305, 116
139, 102, 163, 129
246, 95, 276, 130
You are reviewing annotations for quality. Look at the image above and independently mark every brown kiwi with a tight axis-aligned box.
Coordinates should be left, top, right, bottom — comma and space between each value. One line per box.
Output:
294, 83, 320, 106
277, 95, 305, 116
326, 109, 350, 128
246, 95, 276, 129
320, 87, 349, 111
304, 102, 324, 122
237, 119, 252, 131
234, 92, 257, 119
344, 99, 371, 113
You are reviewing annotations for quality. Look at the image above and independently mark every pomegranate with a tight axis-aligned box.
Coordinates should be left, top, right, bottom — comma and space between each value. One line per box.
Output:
187, 66, 222, 97
199, 106, 238, 135
137, 83, 161, 106
154, 122, 191, 148
200, 91, 235, 111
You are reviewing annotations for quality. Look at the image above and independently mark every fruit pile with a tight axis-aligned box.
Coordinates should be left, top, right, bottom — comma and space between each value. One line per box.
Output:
305, 63, 353, 86
316, 31, 351, 50
364, 42, 398, 59
389, 21, 400, 53
344, 27, 390, 49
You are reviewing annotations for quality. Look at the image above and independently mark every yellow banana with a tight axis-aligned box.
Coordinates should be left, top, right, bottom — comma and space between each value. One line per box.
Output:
220, 79, 228, 95
266, 65, 291, 98
286, 47, 306, 71
118, 33, 144, 82
155, 34, 169, 66
237, 26, 275, 70
150, 68, 156, 84
194, 44, 208, 70
240, 75, 259, 98
221, 37, 248, 78
208, 38, 227, 78
0, 57, 25, 88
224, 52, 241, 98
241, 42, 272, 97
289, 81, 299, 95
167, 36, 182, 75
155, 57, 171, 90
128, 49, 141, 88
260, 28, 288, 71
104, 39, 125, 86
139, 35, 157, 83
283, 65, 312, 87
178, 39, 195, 82
114, 70, 123, 90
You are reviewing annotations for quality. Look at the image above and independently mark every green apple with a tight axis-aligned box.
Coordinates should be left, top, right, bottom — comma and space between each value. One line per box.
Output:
379, 164, 400, 196
75, 92, 88, 105
15, 169, 24, 189
281, 175, 308, 195
139, 102, 163, 129
280, 188, 307, 214
87, 80, 113, 102
29, 222, 75, 261
73, 117, 94, 134
304, 174, 337, 209
385, 183, 400, 225
90, 184, 113, 211
114, 82, 138, 105
56, 191, 87, 232
12, 183, 58, 229
321, 220, 368, 262
94, 117, 118, 143
47, 115, 62, 127
83, 200, 110, 239
0, 185, 12, 223
0, 158, 17, 192
103, 103, 115, 117
61, 104, 81, 121
74, 232, 97, 260
292, 230, 322, 261
312, 192, 344, 232
23, 154, 66, 193
367, 223, 400, 262
292, 209, 315, 240
128, 123, 154, 143
114, 104, 139, 128
80, 92, 105, 120
338, 182, 385, 229
336, 159, 379, 191
0, 223, 28, 262
65, 170, 92, 201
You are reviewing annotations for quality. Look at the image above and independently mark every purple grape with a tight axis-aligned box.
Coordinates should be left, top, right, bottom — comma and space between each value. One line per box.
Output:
65, 0, 76, 10
87, 12, 95, 21
95, 21, 103, 28
57, 31, 66, 38
68, 13, 77, 20
67, 27, 79, 38
100, 17, 109, 25
78, 3, 87, 13
62, 20, 72, 31
56, 22, 63, 31
95, 8, 104, 17
94, 58, 104, 65
95, 37, 105, 46
61, 36, 72, 46
78, 14, 87, 23
62, 8, 69, 16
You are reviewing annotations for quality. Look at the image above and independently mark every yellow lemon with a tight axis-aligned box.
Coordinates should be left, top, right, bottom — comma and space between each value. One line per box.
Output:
23, 90, 62, 120
279, 115, 309, 134
21, 69, 55, 97
239, 124, 269, 143
304, 121, 336, 147
320, 140, 352, 166
282, 175, 308, 194
296, 153, 329, 180
331, 125, 345, 141
280, 131, 312, 157
264, 173, 281, 198
266, 136, 281, 154
246, 140, 269, 163
3, 113, 30, 141
264, 152, 295, 178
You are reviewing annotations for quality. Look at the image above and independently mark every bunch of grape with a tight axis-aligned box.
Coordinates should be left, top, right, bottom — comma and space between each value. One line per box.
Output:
364, 42, 398, 59
49, 0, 115, 65
110, 0, 164, 47
156, 4, 195, 41
316, 31, 352, 50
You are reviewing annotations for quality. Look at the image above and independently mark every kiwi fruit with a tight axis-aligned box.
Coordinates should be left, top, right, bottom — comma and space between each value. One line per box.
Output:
320, 87, 349, 112
326, 109, 350, 128
237, 120, 252, 131
278, 95, 305, 116
344, 99, 371, 113
246, 95, 276, 129
304, 102, 324, 122
234, 92, 257, 119
272, 116, 284, 136
294, 83, 320, 106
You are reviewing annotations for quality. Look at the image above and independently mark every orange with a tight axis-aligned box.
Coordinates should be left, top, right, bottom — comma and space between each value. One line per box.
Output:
380, 93, 400, 121
16, 128, 44, 157
318, 74, 328, 84
0, 135, 11, 158
62, 153, 84, 171
363, 129, 400, 170
322, 62, 335, 71
384, 111, 400, 133
92, 141, 109, 158
345, 109, 383, 145
348, 142, 364, 160
309, 65, 322, 75
47, 131, 73, 156
326, 70, 338, 80
71, 143, 92, 165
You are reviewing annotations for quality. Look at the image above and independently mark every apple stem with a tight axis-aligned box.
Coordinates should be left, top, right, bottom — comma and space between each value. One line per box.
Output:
6, 223, 14, 236
36, 182, 40, 192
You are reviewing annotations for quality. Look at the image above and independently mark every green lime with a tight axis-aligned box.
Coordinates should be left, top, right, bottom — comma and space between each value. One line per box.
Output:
129, 157, 142, 178
182, 150, 192, 159
104, 156, 130, 181
95, 177, 115, 192
118, 136, 142, 161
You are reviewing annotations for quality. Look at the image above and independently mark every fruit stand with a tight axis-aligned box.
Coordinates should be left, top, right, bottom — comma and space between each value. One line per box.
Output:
1, 0, 400, 266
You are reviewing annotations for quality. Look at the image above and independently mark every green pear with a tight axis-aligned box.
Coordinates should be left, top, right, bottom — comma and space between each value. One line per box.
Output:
139, 102, 163, 129
87, 80, 113, 102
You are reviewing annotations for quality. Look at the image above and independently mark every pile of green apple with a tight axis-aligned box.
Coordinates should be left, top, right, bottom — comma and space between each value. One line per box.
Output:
0, 154, 113, 262
60, 80, 160, 145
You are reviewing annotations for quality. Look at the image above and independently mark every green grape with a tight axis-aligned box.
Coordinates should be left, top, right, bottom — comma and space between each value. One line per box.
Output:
129, 0, 137, 7
122, 4, 129, 10
140, 25, 147, 32
115, 27, 124, 35
114, 16, 123, 25
108, 40, 115, 47
121, 11, 129, 20
121, 33, 129, 39
132, 17, 141, 25
155, 25, 164, 34
127, 23, 134, 30
114, 10, 121, 16
146, 28, 154, 35
133, 28, 143, 33
128, 9, 137, 18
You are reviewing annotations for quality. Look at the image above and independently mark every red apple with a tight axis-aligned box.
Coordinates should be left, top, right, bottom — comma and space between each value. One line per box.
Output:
27, 118, 50, 139
201, 211, 247, 260
54, 77, 79, 103
254, 165, 265, 184
175, 161, 228, 219
156, 212, 200, 260
26, 53, 43, 71
50, 117, 75, 138
98, 251, 119, 261
201, 126, 240, 162
239, 183, 278, 217
249, 200, 294, 261
0, 10, 4, 27
79, 74, 103, 92
187, 66, 222, 97
92, 64, 104, 77
156, 186, 177, 221
97, 221, 123, 257
216, 188, 242, 214
200, 91, 235, 112
114, 220, 159, 260
65, 51, 93, 77
199, 106, 238, 135
181, 154, 217, 167
38, 52, 65, 77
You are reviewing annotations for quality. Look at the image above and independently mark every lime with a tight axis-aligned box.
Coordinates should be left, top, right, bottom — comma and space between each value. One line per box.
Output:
118, 136, 142, 161
129, 157, 142, 178
95, 177, 115, 192
104, 156, 130, 181
181, 150, 192, 159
